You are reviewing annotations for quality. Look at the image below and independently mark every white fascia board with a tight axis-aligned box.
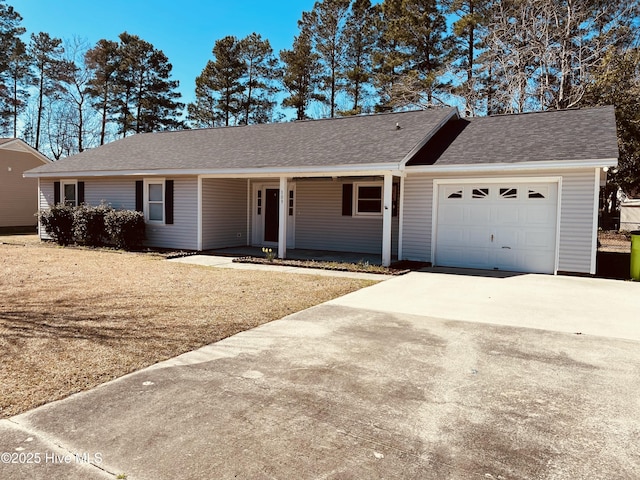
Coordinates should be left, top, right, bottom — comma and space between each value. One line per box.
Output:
405, 157, 618, 174
25, 163, 404, 179
399, 108, 460, 167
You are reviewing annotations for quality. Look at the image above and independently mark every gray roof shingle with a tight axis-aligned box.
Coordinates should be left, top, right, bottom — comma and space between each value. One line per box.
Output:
26, 108, 456, 175
26, 106, 618, 177
409, 105, 618, 166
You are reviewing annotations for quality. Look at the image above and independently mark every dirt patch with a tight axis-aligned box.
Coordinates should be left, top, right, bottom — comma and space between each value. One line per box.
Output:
598, 230, 631, 253
233, 256, 412, 275
0, 237, 374, 418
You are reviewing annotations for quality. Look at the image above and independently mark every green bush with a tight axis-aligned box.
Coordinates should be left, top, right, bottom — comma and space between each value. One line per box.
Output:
73, 203, 114, 247
104, 209, 145, 250
39, 204, 75, 246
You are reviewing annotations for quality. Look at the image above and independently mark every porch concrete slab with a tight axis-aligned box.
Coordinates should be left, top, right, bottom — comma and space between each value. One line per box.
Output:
3, 304, 639, 479
168, 255, 391, 281
328, 269, 640, 342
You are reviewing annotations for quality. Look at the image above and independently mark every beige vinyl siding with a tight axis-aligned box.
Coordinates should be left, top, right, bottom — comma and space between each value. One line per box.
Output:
202, 178, 248, 250
0, 150, 45, 227
402, 169, 598, 274
295, 178, 399, 256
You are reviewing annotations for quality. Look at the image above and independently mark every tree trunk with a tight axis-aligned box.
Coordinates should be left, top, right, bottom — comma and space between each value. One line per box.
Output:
35, 73, 44, 150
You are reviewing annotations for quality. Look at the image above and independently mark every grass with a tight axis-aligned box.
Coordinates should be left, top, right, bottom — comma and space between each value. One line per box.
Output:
0, 236, 376, 418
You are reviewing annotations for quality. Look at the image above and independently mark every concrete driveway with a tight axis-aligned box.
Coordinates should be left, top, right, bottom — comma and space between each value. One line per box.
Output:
1, 271, 639, 479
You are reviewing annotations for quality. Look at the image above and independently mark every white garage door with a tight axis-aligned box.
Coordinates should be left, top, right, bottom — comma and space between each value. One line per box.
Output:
435, 182, 558, 273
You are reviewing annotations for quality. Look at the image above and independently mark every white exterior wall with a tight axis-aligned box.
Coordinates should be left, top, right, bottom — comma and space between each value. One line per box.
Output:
402, 174, 433, 262
202, 178, 248, 250
144, 177, 198, 250
402, 169, 599, 274
556, 170, 599, 273
39, 177, 198, 250
38, 179, 55, 239
294, 178, 399, 256
83, 177, 137, 210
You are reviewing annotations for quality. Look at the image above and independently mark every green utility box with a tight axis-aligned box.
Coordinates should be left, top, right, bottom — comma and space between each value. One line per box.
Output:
631, 231, 640, 281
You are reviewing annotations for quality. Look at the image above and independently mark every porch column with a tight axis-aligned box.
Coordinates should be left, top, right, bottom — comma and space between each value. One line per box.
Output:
278, 176, 288, 259
382, 173, 393, 267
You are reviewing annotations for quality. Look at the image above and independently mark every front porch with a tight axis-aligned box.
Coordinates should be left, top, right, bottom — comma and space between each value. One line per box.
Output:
200, 173, 401, 266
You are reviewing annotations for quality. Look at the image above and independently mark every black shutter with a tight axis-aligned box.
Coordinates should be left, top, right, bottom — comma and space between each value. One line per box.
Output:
77, 181, 85, 205
342, 184, 353, 216
54, 181, 61, 205
392, 183, 398, 217
135, 180, 143, 212
165, 180, 174, 225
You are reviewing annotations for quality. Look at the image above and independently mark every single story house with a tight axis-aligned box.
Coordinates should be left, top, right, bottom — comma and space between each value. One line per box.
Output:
0, 138, 51, 231
25, 106, 618, 275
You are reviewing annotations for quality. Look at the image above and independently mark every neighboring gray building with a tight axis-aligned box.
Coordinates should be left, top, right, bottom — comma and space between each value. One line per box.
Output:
25, 106, 619, 275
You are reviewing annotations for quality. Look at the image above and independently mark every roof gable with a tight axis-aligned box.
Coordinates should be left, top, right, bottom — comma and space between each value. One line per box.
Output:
408, 106, 619, 166
0, 138, 51, 164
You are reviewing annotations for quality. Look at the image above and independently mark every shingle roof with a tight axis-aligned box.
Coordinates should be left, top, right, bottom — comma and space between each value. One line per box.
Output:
26, 108, 456, 175
408, 105, 618, 166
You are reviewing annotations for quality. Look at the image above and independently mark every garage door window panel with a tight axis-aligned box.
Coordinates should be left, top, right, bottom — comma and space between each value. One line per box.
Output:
444, 186, 463, 199
472, 188, 489, 199
499, 188, 518, 199
528, 187, 548, 199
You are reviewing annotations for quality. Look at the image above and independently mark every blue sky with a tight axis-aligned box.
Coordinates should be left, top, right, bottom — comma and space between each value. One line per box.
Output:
12, 0, 318, 104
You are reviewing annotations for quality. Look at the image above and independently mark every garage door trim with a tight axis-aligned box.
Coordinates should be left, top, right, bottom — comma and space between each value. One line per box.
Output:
431, 176, 562, 274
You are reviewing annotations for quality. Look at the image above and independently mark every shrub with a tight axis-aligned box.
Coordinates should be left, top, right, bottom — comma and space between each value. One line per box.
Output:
104, 210, 145, 250
39, 204, 75, 246
73, 203, 114, 247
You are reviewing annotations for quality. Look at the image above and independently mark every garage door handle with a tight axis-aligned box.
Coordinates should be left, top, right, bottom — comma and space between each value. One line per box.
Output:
502, 246, 511, 249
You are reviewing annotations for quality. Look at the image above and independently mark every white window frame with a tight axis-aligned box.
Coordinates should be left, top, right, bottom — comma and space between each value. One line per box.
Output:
354, 182, 383, 217
61, 179, 78, 207
144, 178, 165, 224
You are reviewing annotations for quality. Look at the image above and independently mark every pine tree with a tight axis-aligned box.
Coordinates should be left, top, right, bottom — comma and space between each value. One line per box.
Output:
340, 0, 378, 115
5, 37, 31, 137
114, 32, 184, 136
28, 32, 65, 150
371, 0, 406, 112
380, 0, 448, 109
85, 39, 120, 145
280, 28, 322, 120
303, 0, 351, 117
237, 33, 279, 125
189, 36, 245, 127
444, 0, 489, 116
0, 1, 27, 136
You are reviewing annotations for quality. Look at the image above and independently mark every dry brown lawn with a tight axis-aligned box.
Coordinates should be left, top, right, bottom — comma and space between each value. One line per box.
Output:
0, 236, 375, 418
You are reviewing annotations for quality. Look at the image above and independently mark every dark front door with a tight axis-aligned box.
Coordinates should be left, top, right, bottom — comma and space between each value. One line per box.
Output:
264, 188, 279, 242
